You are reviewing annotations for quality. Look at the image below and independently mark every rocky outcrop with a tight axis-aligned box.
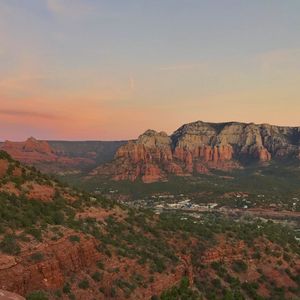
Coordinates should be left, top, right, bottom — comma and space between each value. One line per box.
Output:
0, 290, 24, 300
92, 130, 178, 183
92, 128, 236, 182
93, 121, 300, 183
25, 183, 55, 202
115, 130, 173, 162
0, 233, 101, 296
257, 147, 272, 162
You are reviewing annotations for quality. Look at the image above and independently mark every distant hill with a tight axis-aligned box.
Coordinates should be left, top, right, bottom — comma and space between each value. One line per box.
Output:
0, 138, 126, 174
48, 140, 127, 164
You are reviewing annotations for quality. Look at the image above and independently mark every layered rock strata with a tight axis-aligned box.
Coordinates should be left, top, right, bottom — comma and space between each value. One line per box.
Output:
92, 121, 300, 182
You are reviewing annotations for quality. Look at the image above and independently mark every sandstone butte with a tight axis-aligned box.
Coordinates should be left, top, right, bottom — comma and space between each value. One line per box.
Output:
92, 121, 300, 183
1, 137, 56, 163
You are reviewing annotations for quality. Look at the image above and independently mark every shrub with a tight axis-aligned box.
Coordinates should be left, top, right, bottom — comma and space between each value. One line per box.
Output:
30, 252, 44, 262
78, 279, 89, 289
52, 211, 65, 225
232, 260, 248, 273
212, 278, 222, 289
26, 290, 48, 300
97, 260, 105, 269
68, 293, 76, 300
92, 271, 102, 282
0, 151, 12, 161
54, 290, 62, 298
252, 250, 261, 260
160, 277, 200, 300
110, 287, 117, 297
0, 234, 20, 255
26, 228, 43, 241
69, 235, 80, 243
63, 282, 71, 294
242, 281, 259, 298
283, 252, 291, 262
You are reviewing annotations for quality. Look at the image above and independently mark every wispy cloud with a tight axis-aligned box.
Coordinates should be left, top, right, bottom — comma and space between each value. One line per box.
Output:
258, 48, 300, 73
159, 63, 204, 71
47, 0, 93, 17
129, 75, 135, 91
0, 109, 61, 120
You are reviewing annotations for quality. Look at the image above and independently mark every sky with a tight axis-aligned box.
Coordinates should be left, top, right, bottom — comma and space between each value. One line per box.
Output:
1, 0, 300, 141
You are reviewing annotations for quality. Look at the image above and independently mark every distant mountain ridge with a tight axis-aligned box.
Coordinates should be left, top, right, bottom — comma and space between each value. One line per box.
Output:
1, 121, 300, 182
0, 137, 126, 173
91, 121, 300, 183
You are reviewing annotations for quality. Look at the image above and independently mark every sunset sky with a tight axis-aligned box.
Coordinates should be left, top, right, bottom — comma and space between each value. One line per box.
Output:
1, 0, 300, 141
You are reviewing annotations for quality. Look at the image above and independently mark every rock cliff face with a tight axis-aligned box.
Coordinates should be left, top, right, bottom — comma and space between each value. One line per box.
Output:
0, 233, 101, 296
91, 130, 175, 183
92, 121, 300, 183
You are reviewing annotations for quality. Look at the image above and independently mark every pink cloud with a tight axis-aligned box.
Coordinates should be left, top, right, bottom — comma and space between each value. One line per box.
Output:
0, 109, 61, 120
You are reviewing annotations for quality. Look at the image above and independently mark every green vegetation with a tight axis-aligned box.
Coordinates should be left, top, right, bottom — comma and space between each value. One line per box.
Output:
63, 160, 300, 211
159, 277, 200, 300
96, 260, 105, 269
0, 151, 13, 161
26, 290, 49, 300
241, 282, 260, 299
232, 260, 248, 273
30, 252, 44, 262
0, 187, 112, 246
0, 153, 299, 299
114, 278, 136, 297
69, 235, 80, 243
78, 279, 89, 289
63, 282, 71, 294
91, 271, 102, 282
0, 234, 20, 255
